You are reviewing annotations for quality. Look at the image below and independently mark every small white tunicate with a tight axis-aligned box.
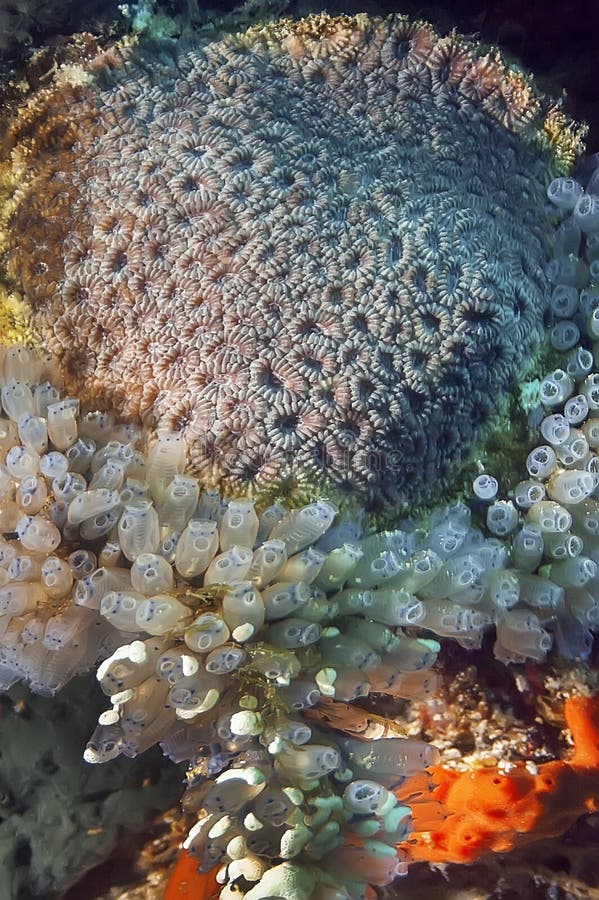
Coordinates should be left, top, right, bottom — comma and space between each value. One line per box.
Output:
313, 543, 362, 591
52, 471, 87, 503
574, 193, 599, 235
580, 287, 599, 318
17, 413, 48, 455
262, 581, 311, 621
588, 307, 599, 340
91, 440, 125, 474
582, 419, 599, 448
89, 460, 126, 491
511, 524, 544, 573
547, 469, 595, 505
364, 587, 424, 627
555, 429, 589, 467
80, 509, 121, 541
543, 531, 583, 560
6, 445, 39, 479
43, 605, 91, 651
174, 519, 219, 579
277, 743, 340, 781
204, 545, 253, 587
582, 373, 599, 410
547, 177, 584, 212
485, 569, 520, 610
8, 554, 42, 583
219, 499, 259, 552
3, 345, 36, 382
572, 498, 599, 537
495, 609, 552, 662
486, 500, 518, 537
550, 284, 579, 318
513, 479, 546, 510
146, 432, 186, 504
268, 500, 337, 556
516, 573, 565, 611
183, 613, 230, 654
586, 233, 599, 263
1, 380, 34, 421
553, 220, 582, 259
68, 549, 97, 579
39, 451, 69, 480
134, 594, 191, 635
0, 419, 18, 454
472, 473, 498, 502
40, 556, 73, 599
74, 565, 131, 609
78, 410, 115, 445
545, 256, 588, 289
566, 346, 594, 379
527, 500, 572, 533
99, 541, 122, 568
540, 414, 570, 446
117, 498, 160, 561
157, 474, 200, 534
278, 546, 327, 585
222, 582, 265, 634
205, 644, 247, 675
539, 370, 574, 408
16, 514, 61, 553
100, 589, 145, 631
550, 556, 597, 588
16, 475, 47, 514
526, 445, 557, 479
64, 437, 96, 474
46, 399, 78, 450
265, 617, 321, 650
67, 488, 121, 525
564, 395, 589, 425
32, 381, 59, 418
551, 320, 580, 351
0, 582, 45, 616
130, 553, 174, 595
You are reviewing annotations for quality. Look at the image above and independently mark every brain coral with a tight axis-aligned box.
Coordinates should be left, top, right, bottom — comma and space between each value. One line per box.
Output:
0, 14, 577, 507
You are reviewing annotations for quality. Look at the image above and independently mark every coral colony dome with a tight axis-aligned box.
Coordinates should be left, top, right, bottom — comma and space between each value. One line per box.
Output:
1, 4, 599, 900
0, 14, 581, 508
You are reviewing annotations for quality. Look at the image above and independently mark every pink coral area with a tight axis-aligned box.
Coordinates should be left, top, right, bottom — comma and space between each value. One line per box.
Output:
398, 694, 599, 864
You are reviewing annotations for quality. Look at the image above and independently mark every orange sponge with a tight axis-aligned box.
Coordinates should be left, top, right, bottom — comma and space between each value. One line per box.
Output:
399, 694, 599, 864
164, 850, 220, 900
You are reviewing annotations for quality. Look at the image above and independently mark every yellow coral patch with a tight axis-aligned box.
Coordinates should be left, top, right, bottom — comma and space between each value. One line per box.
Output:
0, 285, 34, 345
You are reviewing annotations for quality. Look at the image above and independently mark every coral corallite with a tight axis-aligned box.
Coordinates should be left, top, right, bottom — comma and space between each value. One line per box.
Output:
0, 15, 577, 506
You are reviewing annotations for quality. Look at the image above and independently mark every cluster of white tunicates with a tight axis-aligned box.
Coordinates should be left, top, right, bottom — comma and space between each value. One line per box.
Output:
8, 199, 599, 900
0, 343, 442, 899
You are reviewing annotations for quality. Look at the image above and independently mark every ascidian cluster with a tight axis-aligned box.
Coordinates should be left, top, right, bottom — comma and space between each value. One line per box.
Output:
0, 344, 439, 898
3, 240, 599, 895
